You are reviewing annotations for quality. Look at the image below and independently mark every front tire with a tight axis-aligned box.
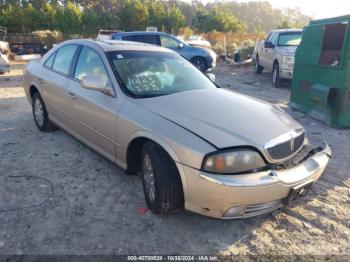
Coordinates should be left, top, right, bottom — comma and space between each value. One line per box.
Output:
141, 141, 184, 215
191, 57, 208, 72
32, 92, 56, 132
272, 62, 283, 87
255, 56, 263, 74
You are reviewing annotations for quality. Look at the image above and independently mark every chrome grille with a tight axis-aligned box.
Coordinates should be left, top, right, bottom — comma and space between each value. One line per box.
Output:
266, 132, 305, 161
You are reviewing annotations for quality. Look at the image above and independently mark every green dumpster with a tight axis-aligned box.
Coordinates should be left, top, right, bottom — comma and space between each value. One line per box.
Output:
291, 15, 350, 128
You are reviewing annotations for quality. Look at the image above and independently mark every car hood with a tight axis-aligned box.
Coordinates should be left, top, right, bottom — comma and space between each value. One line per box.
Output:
137, 88, 303, 150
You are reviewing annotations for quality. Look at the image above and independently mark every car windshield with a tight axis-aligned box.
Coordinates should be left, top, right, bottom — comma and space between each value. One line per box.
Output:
278, 33, 302, 46
108, 51, 216, 98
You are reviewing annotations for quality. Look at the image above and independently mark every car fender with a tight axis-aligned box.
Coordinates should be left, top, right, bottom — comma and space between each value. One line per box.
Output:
23, 63, 43, 104
126, 130, 189, 196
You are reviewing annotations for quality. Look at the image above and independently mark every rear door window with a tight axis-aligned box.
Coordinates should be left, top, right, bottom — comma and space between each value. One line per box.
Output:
135, 35, 159, 45
44, 52, 56, 68
122, 35, 159, 45
122, 35, 137, 41
52, 45, 78, 75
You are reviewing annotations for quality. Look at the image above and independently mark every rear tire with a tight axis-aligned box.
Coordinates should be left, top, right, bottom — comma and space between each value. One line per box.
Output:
255, 56, 263, 74
141, 141, 184, 215
32, 92, 56, 132
272, 62, 283, 87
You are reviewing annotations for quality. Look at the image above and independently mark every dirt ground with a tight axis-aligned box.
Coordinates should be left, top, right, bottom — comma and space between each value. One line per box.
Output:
0, 62, 349, 256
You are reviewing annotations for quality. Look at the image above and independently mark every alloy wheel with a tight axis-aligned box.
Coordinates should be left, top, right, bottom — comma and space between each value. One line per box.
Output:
34, 98, 44, 127
143, 153, 156, 202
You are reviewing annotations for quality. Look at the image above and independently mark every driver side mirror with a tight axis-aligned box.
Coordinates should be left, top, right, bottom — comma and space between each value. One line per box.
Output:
178, 42, 184, 49
264, 41, 274, 49
80, 75, 112, 95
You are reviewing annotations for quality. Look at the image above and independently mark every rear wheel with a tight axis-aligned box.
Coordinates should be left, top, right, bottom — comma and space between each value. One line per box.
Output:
141, 141, 184, 215
255, 56, 263, 74
32, 92, 56, 132
191, 57, 208, 72
272, 62, 283, 87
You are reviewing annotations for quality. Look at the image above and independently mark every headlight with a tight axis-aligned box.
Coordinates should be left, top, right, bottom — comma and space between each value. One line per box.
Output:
202, 149, 266, 174
282, 55, 294, 64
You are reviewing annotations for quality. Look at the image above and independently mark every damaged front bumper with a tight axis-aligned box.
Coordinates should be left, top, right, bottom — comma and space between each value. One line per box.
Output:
180, 143, 332, 219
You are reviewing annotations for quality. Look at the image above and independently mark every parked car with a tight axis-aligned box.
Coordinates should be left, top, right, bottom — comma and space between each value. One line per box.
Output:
253, 29, 303, 87
186, 35, 211, 48
23, 39, 331, 219
110, 31, 216, 71
96, 29, 122, 41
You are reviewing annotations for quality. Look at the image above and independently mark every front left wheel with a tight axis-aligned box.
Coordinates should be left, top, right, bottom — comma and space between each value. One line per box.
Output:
255, 56, 263, 74
32, 92, 56, 132
191, 57, 208, 72
272, 62, 283, 87
141, 141, 184, 215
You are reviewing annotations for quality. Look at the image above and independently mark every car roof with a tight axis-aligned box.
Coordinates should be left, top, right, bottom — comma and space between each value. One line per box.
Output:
58, 39, 174, 53
112, 31, 171, 37
271, 29, 303, 34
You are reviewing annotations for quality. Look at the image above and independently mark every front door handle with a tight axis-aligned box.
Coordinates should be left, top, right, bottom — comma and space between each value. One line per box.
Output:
67, 90, 78, 100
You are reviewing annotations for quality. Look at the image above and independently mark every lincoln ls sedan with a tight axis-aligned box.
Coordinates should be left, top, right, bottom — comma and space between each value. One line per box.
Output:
23, 39, 332, 219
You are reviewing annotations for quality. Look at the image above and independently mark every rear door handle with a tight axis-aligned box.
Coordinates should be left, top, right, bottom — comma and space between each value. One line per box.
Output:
68, 90, 78, 100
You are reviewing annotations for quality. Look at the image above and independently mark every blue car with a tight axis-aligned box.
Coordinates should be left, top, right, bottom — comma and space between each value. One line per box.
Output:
111, 31, 216, 71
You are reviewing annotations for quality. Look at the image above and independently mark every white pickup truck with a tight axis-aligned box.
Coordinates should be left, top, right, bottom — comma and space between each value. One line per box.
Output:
253, 29, 303, 87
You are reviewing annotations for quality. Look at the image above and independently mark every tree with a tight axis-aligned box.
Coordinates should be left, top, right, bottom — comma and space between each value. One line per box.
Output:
147, 0, 166, 29
0, 0, 311, 36
1, 4, 25, 33
23, 3, 40, 32
82, 8, 98, 34
277, 21, 291, 29
193, 6, 243, 33
56, 1, 82, 34
117, 0, 148, 31
163, 5, 185, 33
40, 2, 57, 30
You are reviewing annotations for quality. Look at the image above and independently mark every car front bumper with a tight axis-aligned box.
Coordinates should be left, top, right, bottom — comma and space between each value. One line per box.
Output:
178, 143, 331, 219
279, 64, 294, 79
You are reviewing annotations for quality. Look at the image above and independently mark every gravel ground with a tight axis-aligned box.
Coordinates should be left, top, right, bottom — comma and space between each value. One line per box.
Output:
0, 62, 349, 256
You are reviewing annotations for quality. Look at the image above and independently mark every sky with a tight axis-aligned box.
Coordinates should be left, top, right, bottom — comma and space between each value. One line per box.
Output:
198, 0, 350, 19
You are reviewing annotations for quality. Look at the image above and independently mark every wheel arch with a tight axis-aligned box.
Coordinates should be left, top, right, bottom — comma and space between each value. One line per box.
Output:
125, 132, 188, 195
190, 56, 207, 63
29, 85, 40, 104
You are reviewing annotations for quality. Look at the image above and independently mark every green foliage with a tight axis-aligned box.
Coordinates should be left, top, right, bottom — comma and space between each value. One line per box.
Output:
193, 6, 244, 33
40, 3, 57, 30
117, 0, 148, 31
56, 1, 82, 34
0, 0, 311, 36
277, 21, 292, 29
